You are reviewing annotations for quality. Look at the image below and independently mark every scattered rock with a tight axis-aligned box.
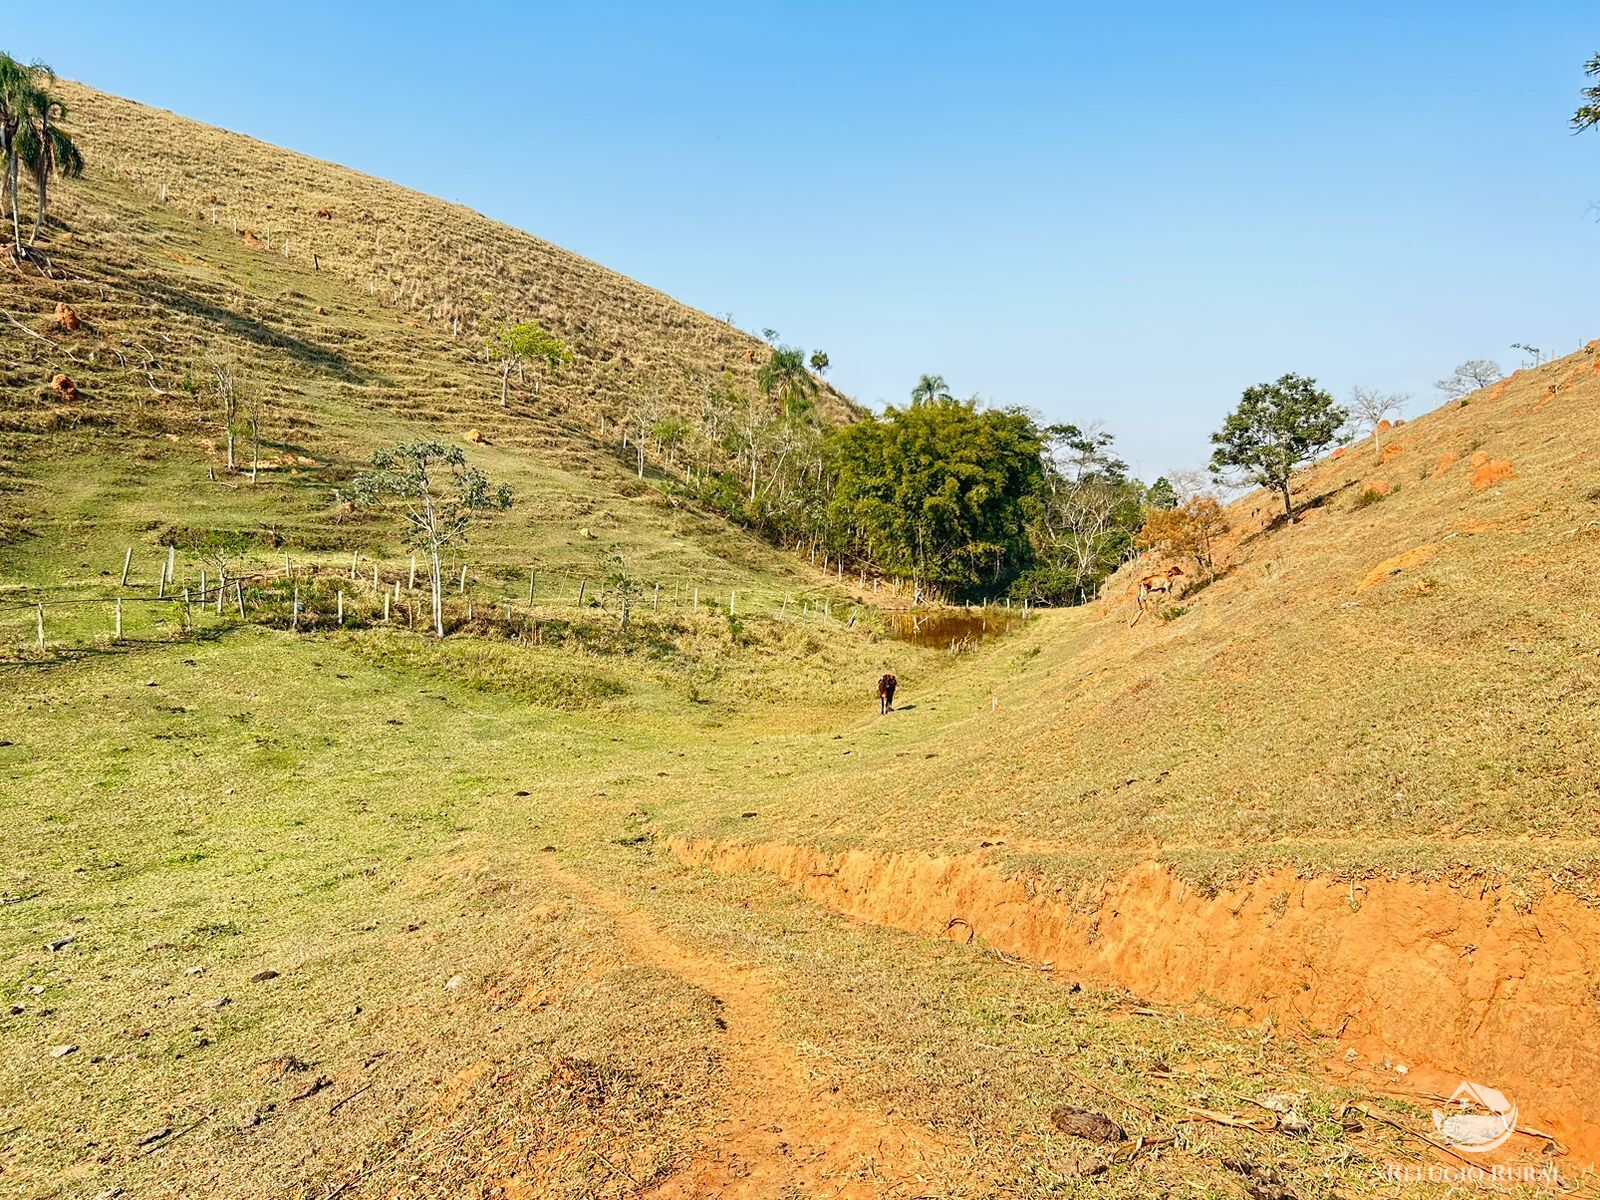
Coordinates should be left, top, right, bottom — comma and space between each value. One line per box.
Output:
183, 965, 205, 976
579, 527, 596, 540
50, 373, 79, 402
444, 974, 465, 991
242, 229, 268, 251
249, 970, 280, 983
1049, 1105, 1126, 1143
49, 1044, 79, 1058
540, 845, 557, 853
94, 1189, 125, 1200
464, 428, 484, 444
1380, 441, 1405, 463
740, 811, 758, 819
1431, 451, 1459, 478
54, 302, 80, 332
316, 208, 333, 221
313, 305, 327, 316
135, 1127, 170, 1147
8, 1005, 22, 1015
203, 996, 232, 1009
46, 935, 76, 952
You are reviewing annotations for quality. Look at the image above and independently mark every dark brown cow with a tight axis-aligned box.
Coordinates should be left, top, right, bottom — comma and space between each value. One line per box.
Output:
878, 673, 898, 714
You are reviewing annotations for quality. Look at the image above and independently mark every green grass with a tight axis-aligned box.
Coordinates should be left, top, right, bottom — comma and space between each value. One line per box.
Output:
1, 627, 1443, 1198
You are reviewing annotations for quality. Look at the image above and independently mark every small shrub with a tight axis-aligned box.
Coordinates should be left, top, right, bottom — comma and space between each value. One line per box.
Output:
1352, 487, 1387, 510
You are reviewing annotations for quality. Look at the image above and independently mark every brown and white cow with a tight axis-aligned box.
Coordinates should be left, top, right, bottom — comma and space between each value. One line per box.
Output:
1133, 565, 1186, 621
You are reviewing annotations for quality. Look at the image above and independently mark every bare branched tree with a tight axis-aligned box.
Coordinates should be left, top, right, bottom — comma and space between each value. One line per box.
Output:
1434, 360, 1502, 400
1347, 387, 1408, 460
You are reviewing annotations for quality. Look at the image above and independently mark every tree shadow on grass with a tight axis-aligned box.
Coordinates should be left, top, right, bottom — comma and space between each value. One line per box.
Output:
1238, 480, 1358, 548
90, 256, 372, 385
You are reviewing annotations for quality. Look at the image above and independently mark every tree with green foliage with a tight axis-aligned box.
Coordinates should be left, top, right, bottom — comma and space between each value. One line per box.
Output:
1146, 477, 1179, 510
757, 345, 818, 418
1574, 51, 1600, 132
827, 395, 1042, 597
1210, 373, 1346, 519
352, 441, 512, 638
808, 350, 830, 375
487, 320, 572, 406
909, 373, 953, 406
16, 66, 80, 246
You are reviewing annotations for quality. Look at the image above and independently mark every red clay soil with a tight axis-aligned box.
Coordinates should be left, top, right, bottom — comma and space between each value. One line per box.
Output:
671, 839, 1600, 1166
544, 862, 955, 1198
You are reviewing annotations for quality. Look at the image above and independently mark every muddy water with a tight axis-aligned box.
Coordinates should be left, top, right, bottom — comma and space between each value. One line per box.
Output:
884, 609, 1026, 648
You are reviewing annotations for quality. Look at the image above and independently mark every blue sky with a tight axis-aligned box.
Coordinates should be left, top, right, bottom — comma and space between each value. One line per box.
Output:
9, 2, 1597, 477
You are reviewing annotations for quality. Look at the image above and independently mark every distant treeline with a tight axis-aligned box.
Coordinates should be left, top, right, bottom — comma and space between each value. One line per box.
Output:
632, 363, 1168, 605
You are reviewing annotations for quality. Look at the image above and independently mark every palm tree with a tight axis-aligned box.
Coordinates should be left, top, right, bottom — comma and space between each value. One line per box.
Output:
910, 374, 953, 406
0, 53, 37, 256
757, 344, 818, 417
20, 75, 82, 245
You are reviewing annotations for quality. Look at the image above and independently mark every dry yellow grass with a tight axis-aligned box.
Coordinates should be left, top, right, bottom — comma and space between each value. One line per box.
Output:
50, 80, 858, 432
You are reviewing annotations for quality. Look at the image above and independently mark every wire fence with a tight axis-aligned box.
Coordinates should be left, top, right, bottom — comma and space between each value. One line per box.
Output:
0, 546, 932, 663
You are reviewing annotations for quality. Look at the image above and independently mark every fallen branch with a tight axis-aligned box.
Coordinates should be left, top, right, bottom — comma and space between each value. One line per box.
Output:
327, 1083, 372, 1116
140, 1113, 208, 1156
0, 307, 81, 365
1346, 1103, 1481, 1171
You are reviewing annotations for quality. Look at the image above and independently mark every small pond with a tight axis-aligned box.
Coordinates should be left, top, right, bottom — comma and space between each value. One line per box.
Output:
884, 608, 1028, 648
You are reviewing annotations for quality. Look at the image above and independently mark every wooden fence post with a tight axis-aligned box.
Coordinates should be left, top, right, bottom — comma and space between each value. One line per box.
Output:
235, 581, 246, 618
577, 580, 587, 606
409, 556, 417, 589
167, 546, 176, 590
350, 551, 359, 579
36, 603, 45, 652
653, 582, 660, 611
337, 591, 344, 624
730, 591, 736, 615
121, 547, 133, 586
200, 569, 208, 604
114, 597, 122, 641
693, 587, 699, 612
292, 582, 300, 630
458, 565, 467, 593
384, 592, 391, 622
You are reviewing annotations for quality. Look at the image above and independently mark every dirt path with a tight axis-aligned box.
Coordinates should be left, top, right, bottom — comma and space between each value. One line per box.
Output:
545, 862, 953, 1198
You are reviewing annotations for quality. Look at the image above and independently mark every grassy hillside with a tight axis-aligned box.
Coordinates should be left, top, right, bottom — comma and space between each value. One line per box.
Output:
50, 80, 857, 429
4, 79, 1597, 1199
666, 344, 1600, 889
